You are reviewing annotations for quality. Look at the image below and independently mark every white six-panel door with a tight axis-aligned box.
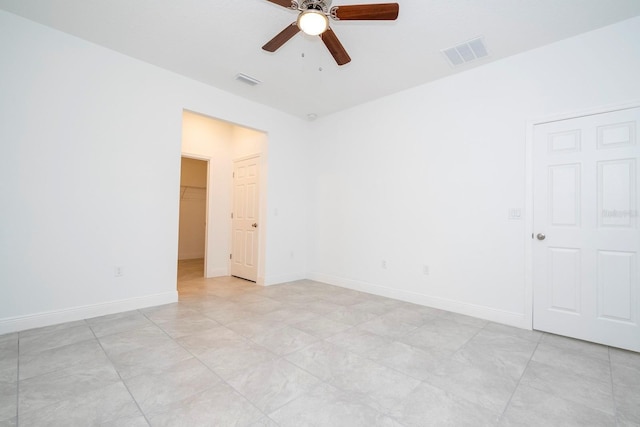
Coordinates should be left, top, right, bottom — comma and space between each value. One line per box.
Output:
533, 107, 639, 352
230, 157, 260, 282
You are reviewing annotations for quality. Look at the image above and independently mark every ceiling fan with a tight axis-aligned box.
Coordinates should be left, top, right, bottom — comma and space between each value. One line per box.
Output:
262, 0, 399, 66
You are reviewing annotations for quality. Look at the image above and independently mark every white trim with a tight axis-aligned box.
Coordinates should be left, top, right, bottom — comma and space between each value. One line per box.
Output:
524, 99, 640, 332
233, 153, 261, 162
0, 291, 178, 335
264, 272, 307, 286
181, 152, 212, 161
529, 99, 640, 126
524, 115, 535, 330
207, 267, 229, 278
309, 272, 527, 328
180, 152, 211, 278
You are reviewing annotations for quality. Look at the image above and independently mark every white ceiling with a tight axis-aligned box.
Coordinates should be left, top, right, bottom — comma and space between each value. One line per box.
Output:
1, 0, 639, 119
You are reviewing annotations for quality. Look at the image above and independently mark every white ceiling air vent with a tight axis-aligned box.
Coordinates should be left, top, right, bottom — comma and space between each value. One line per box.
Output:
235, 73, 261, 86
441, 37, 489, 67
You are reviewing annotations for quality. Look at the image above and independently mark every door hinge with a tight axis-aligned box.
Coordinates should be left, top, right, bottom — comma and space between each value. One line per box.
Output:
230, 254, 232, 259
232, 172, 235, 178
231, 212, 234, 219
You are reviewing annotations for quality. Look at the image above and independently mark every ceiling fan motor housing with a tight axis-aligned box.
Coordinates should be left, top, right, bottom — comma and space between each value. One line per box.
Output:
300, 0, 330, 13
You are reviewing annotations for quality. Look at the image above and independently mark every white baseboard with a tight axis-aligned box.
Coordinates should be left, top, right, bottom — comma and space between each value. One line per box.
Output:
308, 272, 528, 329
264, 272, 307, 286
0, 291, 178, 335
206, 267, 229, 278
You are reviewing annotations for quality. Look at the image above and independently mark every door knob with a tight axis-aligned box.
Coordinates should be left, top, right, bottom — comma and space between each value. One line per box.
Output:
536, 233, 546, 241
252, 223, 258, 228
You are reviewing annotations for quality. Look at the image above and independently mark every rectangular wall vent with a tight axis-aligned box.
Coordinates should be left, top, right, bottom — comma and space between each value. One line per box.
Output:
441, 37, 489, 67
235, 73, 261, 86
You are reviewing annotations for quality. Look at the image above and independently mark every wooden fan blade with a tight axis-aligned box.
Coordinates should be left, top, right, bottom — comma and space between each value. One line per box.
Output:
332, 3, 399, 20
262, 23, 300, 52
320, 28, 351, 66
266, 0, 295, 8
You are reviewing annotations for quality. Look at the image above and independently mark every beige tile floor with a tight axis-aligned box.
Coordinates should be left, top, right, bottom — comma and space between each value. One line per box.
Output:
0, 258, 638, 426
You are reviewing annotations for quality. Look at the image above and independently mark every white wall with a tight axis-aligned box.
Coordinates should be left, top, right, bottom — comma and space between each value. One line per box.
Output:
232, 126, 268, 159
0, 10, 311, 333
308, 17, 640, 328
2, 8, 637, 335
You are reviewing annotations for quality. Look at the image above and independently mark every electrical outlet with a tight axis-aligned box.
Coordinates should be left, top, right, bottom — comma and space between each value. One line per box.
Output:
290, 251, 294, 259
423, 265, 430, 275
381, 260, 387, 269
114, 266, 124, 277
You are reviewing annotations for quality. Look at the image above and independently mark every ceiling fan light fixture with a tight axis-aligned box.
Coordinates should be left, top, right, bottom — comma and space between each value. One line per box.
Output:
297, 10, 329, 36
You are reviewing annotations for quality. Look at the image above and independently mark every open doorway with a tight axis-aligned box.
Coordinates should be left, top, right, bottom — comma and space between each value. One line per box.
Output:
179, 110, 268, 286
177, 157, 208, 281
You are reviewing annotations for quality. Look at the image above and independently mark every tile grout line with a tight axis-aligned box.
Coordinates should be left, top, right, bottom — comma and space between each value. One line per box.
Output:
13, 271, 628, 426
336, 330, 430, 382
373, 318, 493, 404
154, 294, 412, 423
15, 334, 20, 427
456, 320, 487, 352
273, 331, 414, 422
260, 353, 386, 425
89, 317, 153, 427
280, 332, 426, 427
495, 333, 543, 423
174, 272, 568, 425
244, 300, 487, 421
371, 320, 498, 420
140, 310, 274, 425
519, 335, 621, 421
607, 346, 620, 427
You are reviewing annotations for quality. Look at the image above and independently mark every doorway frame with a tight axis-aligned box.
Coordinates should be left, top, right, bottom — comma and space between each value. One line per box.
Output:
180, 152, 211, 279
524, 99, 640, 331
180, 109, 269, 285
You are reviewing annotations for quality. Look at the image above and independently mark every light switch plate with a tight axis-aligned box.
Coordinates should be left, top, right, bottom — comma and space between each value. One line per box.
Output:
508, 208, 522, 220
